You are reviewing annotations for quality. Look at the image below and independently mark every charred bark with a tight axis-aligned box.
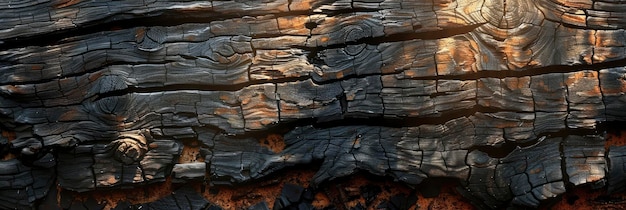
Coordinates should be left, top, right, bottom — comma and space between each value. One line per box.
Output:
1, 0, 626, 209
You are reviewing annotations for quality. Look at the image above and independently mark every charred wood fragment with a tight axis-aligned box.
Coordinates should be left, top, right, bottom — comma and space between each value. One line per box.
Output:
1, 0, 626, 209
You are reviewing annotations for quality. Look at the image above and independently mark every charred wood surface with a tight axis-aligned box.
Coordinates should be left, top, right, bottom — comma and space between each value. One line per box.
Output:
1, 0, 626, 209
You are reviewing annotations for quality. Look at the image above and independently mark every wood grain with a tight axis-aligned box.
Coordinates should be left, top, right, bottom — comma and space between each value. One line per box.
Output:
1, 0, 626, 209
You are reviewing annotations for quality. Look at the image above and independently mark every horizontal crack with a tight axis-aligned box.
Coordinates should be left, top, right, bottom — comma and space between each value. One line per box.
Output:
358, 23, 486, 43
382, 57, 626, 82
294, 23, 486, 52
6, 56, 626, 99
92, 75, 311, 101
471, 120, 626, 158
0, 9, 315, 50
307, 58, 626, 86
204, 104, 523, 140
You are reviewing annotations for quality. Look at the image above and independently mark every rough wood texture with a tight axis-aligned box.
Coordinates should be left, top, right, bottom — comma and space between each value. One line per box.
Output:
1, 0, 626, 209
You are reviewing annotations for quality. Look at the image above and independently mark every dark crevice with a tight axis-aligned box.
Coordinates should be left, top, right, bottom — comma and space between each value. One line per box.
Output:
319, 105, 511, 129
211, 159, 325, 187
216, 104, 519, 141
337, 92, 348, 114
359, 23, 485, 43
0, 10, 314, 51
316, 8, 382, 17
301, 55, 626, 88
563, 72, 572, 129
305, 22, 318, 30
469, 121, 622, 159
172, 189, 184, 210
239, 118, 621, 160
92, 76, 311, 101
90, 97, 625, 158
0, 24, 498, 91
4, 30, 626, 95
293, 23, 485, 53
339, 58, 626, 84
0, 7, 387, 51
559, 137, 575, 191
468, 137, 543, 159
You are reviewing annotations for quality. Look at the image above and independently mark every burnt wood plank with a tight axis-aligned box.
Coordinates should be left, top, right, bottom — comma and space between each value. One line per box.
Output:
1, 0, 626, 209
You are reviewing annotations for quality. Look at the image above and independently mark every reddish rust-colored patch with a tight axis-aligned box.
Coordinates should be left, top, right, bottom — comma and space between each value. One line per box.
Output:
109, 26, 124, 31
312, 191, 331, 209
320, 174, 412, 209
2, 130, 15, 142
66, 177, 175, 210
179, 139, 204, 163
1, 153, 16, 161
53, 128, 626, 210
213, 107, 239, 115
318, 174, 475, 210
203, 170, 470, 210
606, 130, 626, 150
204, 167, 317, 209
31, 64, 44, 70
135, 28, 146, 42
419, 182, 476, 210
547, 186, 626, 210
1, 130, 16, 160
259, 134, 286, 153
50, 143, 475, 210
148, 142, 159, 149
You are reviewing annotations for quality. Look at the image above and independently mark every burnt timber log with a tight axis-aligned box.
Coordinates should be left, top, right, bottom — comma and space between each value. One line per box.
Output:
1, 0, 626, 209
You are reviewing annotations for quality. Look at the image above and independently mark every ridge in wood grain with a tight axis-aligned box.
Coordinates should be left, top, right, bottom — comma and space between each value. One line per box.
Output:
1, 0, 626, 209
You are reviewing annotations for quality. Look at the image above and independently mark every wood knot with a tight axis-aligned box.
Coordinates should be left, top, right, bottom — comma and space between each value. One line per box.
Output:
136, 27, 166, 52
467, 150, 495, 167
187, 36, 253, 70
108, 132, 148, 164
481, 0, 541, 29
344, 25, 370, 42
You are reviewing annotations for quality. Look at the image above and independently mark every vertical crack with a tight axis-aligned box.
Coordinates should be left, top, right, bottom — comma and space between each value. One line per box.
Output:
246, 42, 254, 83
501, 0, 508, 29
275, 83, 281, 122
378, 73, 386, 116
463, 150, 471, 183
596, 69, 607, 121
583, 9, 589, 28
139, 162, 147, 186
376, 127, 392, 172
287, 0, 292, 11
349, 130, 360, 170
591, 30, 597, 65
529, 75, 538, 137
523, 158, 542, 204
88, 146, 98, 190
172, 190, 184, 210
239, 104, 247, 131
563, 71, 571, 128
338, 84, 347, 115
559, 138, 572, 188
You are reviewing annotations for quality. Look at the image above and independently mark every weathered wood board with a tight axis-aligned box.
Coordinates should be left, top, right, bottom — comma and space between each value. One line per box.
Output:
1, 0, 626, 209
